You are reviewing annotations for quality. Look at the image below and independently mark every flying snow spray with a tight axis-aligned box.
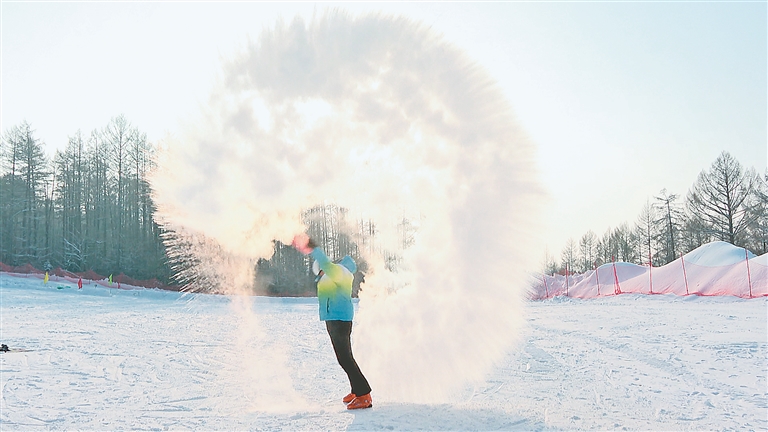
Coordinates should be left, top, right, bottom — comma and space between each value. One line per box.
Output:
151, 11, 542, 404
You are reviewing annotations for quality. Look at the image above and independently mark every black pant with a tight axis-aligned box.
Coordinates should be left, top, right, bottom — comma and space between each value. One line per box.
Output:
325, 320, 371, 396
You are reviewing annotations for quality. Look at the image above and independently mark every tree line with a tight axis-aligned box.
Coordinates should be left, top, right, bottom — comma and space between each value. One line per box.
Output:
6, 118, 762, 290
544, 152, 768, 275
0, 118, 407, 294
0, 117, 168, 281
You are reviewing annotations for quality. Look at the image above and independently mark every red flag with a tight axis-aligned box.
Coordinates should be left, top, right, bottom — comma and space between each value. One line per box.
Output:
78, 278, 83, 289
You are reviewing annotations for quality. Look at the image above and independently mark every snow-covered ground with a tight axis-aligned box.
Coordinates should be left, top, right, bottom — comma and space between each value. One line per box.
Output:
1, 273, 766, 431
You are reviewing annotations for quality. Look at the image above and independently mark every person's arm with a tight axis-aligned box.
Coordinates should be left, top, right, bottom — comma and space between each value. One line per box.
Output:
310, 248, 343, 280
292, 234, 343, 280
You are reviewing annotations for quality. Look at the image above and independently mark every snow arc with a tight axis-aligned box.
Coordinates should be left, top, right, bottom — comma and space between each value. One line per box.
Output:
151, 11, 542, 402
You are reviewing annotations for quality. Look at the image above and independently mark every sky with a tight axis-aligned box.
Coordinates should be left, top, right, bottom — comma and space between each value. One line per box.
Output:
2, 2, 766, 262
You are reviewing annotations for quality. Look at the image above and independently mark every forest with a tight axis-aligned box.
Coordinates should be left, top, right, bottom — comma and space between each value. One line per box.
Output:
1, 117, 766, 293
0, 117, 412, 294
1, 117, 166, 281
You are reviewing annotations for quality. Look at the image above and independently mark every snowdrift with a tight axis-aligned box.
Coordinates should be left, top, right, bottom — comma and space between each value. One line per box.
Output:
532, 241, 766, 300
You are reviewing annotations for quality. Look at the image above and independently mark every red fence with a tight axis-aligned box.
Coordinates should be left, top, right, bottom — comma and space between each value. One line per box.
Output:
531, 253, 767, 300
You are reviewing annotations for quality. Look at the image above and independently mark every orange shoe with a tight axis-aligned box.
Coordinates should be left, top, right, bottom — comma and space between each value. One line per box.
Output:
342, 393, 356, 404
346, 393, 372, 410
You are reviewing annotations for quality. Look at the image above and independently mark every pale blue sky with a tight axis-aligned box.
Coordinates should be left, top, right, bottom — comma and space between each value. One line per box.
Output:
2, 2, 766, 258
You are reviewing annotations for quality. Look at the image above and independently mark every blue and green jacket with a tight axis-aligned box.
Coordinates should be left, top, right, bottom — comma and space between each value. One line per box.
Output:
310, 248, 355, 321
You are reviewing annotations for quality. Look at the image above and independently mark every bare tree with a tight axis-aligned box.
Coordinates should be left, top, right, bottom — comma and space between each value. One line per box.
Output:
397, 215, 418, 251
104, 115, 133, 270
54, 131, 86, 270
356, 218, 377, 257
596, 224, 638, 266
686, 151, 760, 247
635, 199, 656, 266
743, 170, 767, 254
613, 223, 638, 264
654, 189, 684, 264
679, 216, 711, 255
540, 248, 559, 275
1, 123, 27, 264
560, 238, 577, 274
13, 122, 49, 264
578, 230, 597, 272
84, 128, 113, 272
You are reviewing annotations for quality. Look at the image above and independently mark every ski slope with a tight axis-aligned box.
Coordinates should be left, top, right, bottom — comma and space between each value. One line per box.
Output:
1, 272, 765, 430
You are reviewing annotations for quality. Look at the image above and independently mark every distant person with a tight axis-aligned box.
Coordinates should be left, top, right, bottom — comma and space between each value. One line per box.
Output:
292, 234, 372, 410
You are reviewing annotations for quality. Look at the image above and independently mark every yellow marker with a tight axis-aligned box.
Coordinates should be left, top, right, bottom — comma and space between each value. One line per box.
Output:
44, 272, 49, 284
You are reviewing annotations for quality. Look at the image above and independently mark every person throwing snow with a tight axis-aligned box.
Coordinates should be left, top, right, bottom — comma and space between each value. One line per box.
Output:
292, 233, 372, 410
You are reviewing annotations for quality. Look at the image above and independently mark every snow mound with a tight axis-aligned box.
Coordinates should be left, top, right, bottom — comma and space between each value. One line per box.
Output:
683, 241, 755, 267
596, 261, 648, 279
751, 253, 768, 266
532, 241, 766, 300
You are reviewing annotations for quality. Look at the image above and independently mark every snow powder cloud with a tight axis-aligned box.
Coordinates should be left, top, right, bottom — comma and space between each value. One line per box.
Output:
151, 10, 543, 403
